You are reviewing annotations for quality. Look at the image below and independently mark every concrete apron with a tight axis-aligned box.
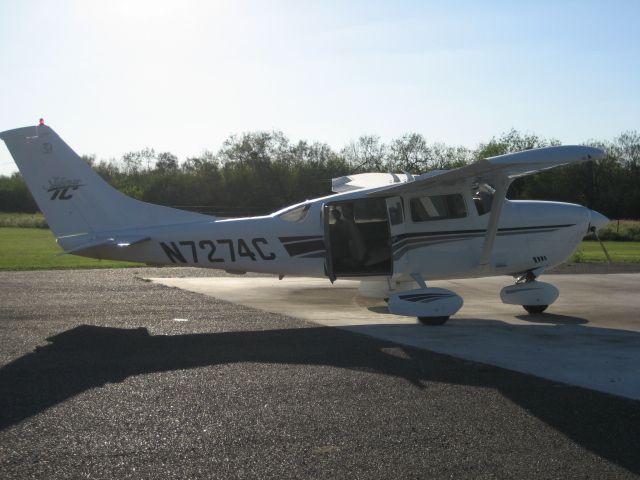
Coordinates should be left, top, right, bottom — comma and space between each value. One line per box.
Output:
149, 274, 640, 400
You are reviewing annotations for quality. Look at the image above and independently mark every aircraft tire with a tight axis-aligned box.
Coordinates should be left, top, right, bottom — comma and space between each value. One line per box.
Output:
417, 316, 449, 326
523, 304, 548, 314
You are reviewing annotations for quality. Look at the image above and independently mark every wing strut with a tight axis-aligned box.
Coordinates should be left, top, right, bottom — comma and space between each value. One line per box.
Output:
478, 178, 511, 268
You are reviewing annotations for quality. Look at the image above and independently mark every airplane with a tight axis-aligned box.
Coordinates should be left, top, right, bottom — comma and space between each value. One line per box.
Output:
0, 121, 609, 325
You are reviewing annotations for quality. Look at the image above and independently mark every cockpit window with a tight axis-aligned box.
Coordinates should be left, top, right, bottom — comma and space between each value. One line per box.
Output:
277, 204, 310, 222
471, 183, 495, 216
410, 194, 467, 222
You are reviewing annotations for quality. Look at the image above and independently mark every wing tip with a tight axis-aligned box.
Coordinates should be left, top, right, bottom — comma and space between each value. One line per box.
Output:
487, 145, 605, 164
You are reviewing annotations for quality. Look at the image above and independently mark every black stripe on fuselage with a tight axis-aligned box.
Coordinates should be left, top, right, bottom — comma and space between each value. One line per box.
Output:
279, 236, 326, 257
279, 235, 323, 244
393, 224, 574, 243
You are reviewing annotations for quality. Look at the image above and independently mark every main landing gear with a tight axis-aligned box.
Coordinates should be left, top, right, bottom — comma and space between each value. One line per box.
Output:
386, 269, 559, 325
500, 269, 559, 314
522, 305, 548, 314
387, 274, 463, 326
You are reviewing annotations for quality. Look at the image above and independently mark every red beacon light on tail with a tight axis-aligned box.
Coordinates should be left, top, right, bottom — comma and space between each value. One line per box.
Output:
38, 118, 45, 126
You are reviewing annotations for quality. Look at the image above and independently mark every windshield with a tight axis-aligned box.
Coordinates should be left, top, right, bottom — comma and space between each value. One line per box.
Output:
471, 183, 495, 216
277, 204, 311, 223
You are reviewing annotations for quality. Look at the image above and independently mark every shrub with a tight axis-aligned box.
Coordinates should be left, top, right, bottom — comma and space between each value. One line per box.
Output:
0, 213, 48, 228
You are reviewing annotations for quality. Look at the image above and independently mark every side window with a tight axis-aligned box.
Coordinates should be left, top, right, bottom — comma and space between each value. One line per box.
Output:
353, 199, 388, 223
410, 194, 467, 222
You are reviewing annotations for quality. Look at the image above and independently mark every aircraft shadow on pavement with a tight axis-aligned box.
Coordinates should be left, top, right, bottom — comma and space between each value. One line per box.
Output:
368, 305, 589, 325
515, 313, 589, 325
0, 323, 639, 473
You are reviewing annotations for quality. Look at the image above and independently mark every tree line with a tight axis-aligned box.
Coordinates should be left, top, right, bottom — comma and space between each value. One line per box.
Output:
0, 129, 638, 218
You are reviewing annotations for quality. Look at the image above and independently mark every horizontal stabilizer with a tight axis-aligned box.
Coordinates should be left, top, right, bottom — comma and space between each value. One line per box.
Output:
59, 235, 151, 255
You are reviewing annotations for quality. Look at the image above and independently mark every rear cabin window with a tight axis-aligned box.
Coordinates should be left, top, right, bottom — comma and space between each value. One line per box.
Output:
410, 194, 467, 222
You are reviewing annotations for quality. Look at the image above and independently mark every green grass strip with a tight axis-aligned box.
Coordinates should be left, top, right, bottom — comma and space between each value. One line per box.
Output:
572, 241, 640, 263
0, 228, 143, 271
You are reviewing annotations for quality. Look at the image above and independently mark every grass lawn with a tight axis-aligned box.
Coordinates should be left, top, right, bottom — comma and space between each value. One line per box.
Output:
0, 228, 143, 271
572, 241, 640, 263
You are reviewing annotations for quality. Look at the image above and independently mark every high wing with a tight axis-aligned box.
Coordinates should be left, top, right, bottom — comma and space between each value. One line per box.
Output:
366, 145, 604, 197
367, 145, 605, 269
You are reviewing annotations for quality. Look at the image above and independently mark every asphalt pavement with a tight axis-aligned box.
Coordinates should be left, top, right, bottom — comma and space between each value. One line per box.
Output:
1, 268, 639, 479
152, 274, 640, 399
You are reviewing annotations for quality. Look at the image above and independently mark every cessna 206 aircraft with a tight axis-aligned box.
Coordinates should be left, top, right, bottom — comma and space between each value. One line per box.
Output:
0, 122, 609, 325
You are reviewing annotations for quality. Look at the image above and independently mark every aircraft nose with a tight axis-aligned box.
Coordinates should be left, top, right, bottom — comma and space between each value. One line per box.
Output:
589, 209, 609, 231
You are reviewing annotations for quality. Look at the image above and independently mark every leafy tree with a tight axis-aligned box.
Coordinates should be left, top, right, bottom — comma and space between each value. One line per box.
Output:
121, 148, 156, 174
0, 129, 638, 219
155, 152, 179, 172
0, 173, 38, 212
476, 129, 560, 159
341, 135, 386, 172
428, 143, 473, 170
387, 133, 429, 171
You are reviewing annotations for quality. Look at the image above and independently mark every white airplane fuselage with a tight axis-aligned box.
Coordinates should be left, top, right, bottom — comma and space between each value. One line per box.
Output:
64, 189, 594, 282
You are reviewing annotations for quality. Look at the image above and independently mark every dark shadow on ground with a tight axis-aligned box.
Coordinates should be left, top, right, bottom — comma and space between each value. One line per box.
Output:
0, 324, 639, 473
515, 312, 589, 325
366, 305, 589, 325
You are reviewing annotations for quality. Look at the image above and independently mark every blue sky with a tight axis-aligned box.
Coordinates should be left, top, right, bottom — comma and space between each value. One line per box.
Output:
1, 0, 638, 175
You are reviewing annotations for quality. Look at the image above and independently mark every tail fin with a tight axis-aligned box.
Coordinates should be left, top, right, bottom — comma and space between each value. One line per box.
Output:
0, 124, 212, 240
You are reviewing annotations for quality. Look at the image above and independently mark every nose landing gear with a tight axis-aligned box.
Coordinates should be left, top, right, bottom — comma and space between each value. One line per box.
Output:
500, 269, 559, 314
